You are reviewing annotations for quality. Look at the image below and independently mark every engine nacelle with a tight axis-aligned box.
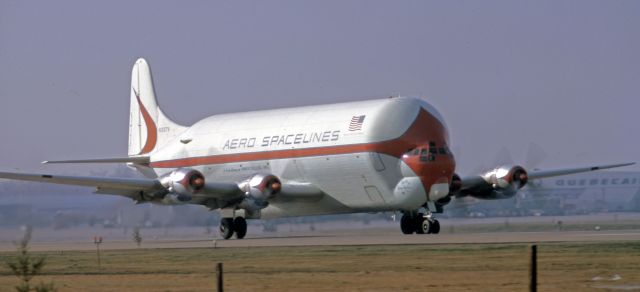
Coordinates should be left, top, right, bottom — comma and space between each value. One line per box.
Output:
482, 165, 528, 190
237, 174, 282, 211
238, 174, 282, 201
159, 168, 205, 199
462, 166, 529, 200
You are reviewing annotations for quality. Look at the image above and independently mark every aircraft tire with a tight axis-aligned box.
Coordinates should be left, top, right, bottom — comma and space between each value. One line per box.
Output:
419, 218, 432, 234
415, 213, 425, 234
220, 218, 235, 240
400, 214, 415, 234
234, 217, 247, 239
431, 219, 441, 234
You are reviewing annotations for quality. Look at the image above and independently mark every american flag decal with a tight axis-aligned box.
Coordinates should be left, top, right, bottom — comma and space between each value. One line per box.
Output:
348, 115, 366, 131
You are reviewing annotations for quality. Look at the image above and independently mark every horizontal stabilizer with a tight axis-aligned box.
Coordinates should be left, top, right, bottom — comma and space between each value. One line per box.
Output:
42, 156, 150, 164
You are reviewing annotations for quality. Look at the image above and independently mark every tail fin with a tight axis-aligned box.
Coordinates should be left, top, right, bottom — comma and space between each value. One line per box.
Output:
129, 58, 186, 156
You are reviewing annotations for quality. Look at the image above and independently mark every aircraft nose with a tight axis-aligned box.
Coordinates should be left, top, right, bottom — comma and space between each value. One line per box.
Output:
401, 145, 456, 197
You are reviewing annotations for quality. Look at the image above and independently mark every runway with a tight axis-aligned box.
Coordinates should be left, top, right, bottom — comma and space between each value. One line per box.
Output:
3, 229, 639, 252
214, 230, 640, 248
3, 214, 639, 252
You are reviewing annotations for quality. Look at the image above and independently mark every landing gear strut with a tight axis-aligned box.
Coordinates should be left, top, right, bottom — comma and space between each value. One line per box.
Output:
400, 213, 440, 235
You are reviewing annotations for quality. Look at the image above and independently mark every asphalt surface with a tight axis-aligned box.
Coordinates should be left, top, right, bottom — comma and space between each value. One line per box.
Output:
2, 229, 639, 252
3, 213, 639, 252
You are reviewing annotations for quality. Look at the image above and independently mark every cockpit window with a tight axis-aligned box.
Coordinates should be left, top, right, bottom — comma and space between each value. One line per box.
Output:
403, 148, 420, 157
408, 144, 452, 162
420, 149, 429, 162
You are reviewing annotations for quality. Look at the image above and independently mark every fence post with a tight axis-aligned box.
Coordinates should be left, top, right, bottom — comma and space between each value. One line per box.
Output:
529, 244, 537, 292
216, 262, 224, 292
93, 236, 103, 269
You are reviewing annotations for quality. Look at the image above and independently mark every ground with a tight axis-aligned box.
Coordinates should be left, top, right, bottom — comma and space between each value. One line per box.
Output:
1, 241, 639, 291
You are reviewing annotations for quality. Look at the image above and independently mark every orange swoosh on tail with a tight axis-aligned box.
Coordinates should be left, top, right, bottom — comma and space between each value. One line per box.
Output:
133, 88, 157, 155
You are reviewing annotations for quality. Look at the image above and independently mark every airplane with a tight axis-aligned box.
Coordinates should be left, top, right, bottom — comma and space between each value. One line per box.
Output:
0, 58, 634, 239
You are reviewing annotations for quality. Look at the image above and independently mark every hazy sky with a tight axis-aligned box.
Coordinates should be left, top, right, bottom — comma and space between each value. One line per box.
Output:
1, 1, 638, 175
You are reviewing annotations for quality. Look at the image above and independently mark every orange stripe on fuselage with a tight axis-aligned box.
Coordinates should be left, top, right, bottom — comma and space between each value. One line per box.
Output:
150, 142, 393, 168
149, 109, 453, 175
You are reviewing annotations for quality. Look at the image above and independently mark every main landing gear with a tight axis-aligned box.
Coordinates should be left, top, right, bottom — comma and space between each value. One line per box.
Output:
400, 213, 440, 234
219, 217, 248, 240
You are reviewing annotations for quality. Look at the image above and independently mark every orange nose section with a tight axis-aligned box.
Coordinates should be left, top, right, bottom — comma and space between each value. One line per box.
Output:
401, 145, 456, 196
382, 107, 457, 199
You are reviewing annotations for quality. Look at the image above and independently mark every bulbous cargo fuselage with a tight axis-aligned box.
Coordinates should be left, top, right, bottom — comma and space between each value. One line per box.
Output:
147, 96, 456, 218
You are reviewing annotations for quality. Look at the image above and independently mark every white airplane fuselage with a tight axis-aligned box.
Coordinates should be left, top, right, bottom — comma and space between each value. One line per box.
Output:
138, 97, 456, 218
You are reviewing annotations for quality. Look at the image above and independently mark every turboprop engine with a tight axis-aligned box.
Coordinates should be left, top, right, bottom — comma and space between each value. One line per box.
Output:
238, 174, 282, 212
157, 168, 205, 203
483, 165, 528, 190
463, 165, 529, 200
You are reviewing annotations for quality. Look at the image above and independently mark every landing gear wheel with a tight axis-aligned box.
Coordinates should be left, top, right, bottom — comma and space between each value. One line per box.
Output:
219, 218, 235, 240
419, 218, 432, 234
400, 214, 415, 234
431, 219, 441, 234
415, 213, 426, 234
233, 217, 247, 239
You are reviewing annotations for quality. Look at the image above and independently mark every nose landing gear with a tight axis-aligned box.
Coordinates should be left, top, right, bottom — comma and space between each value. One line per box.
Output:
400, 212, 440, 234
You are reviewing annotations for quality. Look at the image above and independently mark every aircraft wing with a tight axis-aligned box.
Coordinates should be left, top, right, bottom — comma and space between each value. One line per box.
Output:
0, 171, 323, 208
526, 162, 635, 179
0, 171, 241, 202
0, 171, 161, 190
455, 162, 634, 200
274, 183, 324, 201
460, 162, 634, 189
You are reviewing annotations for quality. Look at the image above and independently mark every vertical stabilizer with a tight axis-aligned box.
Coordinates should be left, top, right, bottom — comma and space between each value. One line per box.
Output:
129, 58, 186, 156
